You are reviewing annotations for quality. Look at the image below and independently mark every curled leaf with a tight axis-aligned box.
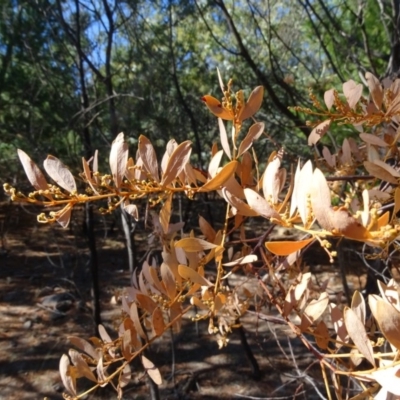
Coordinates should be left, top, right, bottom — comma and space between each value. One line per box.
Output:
109, 132, 129, 189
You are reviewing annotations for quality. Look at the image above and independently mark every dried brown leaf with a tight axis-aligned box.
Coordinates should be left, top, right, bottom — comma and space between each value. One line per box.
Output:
199, 160, 238, 192
218, 118, 231, 160
152, 307, 165, 337
119, 364, 131, 389
96, 356, 108, 387
265, 238, 314, 256
315, 321, 330, 350
263, 154, 282, 204
130, 302, 147, 339
160, 262, 177, 300
175, 237, 217, 252
222, 188, 259, 217
237, 122, 264, 158
369, 295, 400, 350
178, 264, 212, 286
329, 304, 348, 348
324, 88, 335, 110
68, 336, 99, 360
351, 290, 366, 325
43, 155, 76, 193
359, 133, 388, 147
343, 80, 363, 109
69, 349, 97, 382
239, 86, 264, 121
17, 149, 48, 191
159, 193, 172, 235
59, 354, 77, 396
364, 160, 400, 184
366, 72, 383, 109
244, 188, 281, 221
138, 135, 159, 182
109, 132, 129, 189
199, 216, 217, 243
343, 307, 375, 367
136, 293, 158, 315
161, 141, 192, 187
142, 355, 162, 385
308, 119, 331, 145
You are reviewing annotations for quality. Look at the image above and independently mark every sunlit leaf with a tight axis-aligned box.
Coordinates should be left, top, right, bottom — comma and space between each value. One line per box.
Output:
69, 349, 97, 382
43, 155, 76, 193
342, 79, 363, 109
152, 307, 165, 337
59, 354, 77, 396
218, 118, 231, 160
198, 161, 238, 192
17, 149, 48, 191
365, 72, 383, 109
138, 135, 159, 182
308, 119, 331, 145
237, 122, 264, 157
161, 140, 192, 187
142, 356, 162, 385
239, 86, 264, 121
265, 238, 314, 256
343, 307, 375, 367
178, 264, 212, 286
324, 88, 335, 110
109, 132, 129, 189
202, 95, 234, 120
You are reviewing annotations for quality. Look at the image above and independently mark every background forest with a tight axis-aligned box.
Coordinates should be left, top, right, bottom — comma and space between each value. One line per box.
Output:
1, 0, 397, 185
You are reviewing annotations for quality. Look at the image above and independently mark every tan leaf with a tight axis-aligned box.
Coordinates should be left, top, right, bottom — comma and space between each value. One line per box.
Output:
208, 150, 224, 178
161, 141, 192, 187
240, 151, 253, 187
138, 135, 159, 182
366, 72, 383, 109
17, 149, 48, 191
322, 146, 336, 168
340, 138, 352, 165
152, 307, 165, 337
123, 317, 141, 350
218, 118, 231, 160
342, 79, 363, 109
68, 336, 99, 360
329, 304, 348, 348
283, 272, 311, 316
315, 321, 330, 350
136, 293, 158, 315
244, 188, 281, 221
123, 203, 139, 220
265, 238, 314, 256
351, 290, 366, 325
98, 324, 112, 343
119, 364, 131, 389
223, 254, 258, 267
160, 262, 177, 300
96, 356, 108, 386
175, 237, 217, 252
300, 292, 329, 331
359, 133, 388, 147
43, 155, 76, 193
343, 307, 375, 367
222, 188, 259, 217
82, 157, 99, 194
54, 205, 72, 229
161, 139, 177, 173
239, 86, 264, 121
199, 161, 238, 192
159, 193, 172, 235
142, 356, 163, 385
369, 295, 400, 350
237, 122, 264, 157
324, 88, 335, 110
199, 216, 217, 243
369, 364, 400, 396
178, 264, 212, 286
130, 302, 147, 339
202, 95, 234, 120
308, 119, 331, 145
294, 160, 313, 225
122, 329, 133, 361
69, 349, 97, 382
169, 302, 182, 333
59, 354, 77, 396
109, 132, 129, 189
263, 153, 282, 204
364, 160, 400, 185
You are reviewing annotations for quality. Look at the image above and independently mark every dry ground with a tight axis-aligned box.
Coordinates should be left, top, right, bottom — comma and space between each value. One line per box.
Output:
0, 201, 369, 400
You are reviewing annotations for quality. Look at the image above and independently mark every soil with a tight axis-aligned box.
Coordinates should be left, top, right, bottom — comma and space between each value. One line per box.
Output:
0, 201, 370, 400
